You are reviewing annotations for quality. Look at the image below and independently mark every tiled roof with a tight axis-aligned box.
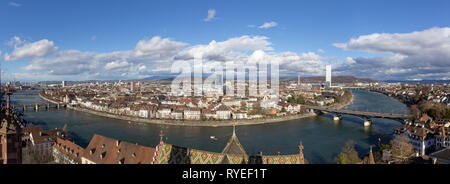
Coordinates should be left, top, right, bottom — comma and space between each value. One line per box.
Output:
82, 134, 156, 164
54, 137, 84, 164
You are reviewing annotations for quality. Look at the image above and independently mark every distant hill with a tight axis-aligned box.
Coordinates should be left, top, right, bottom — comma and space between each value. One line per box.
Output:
384, 80, 450, 84
281, 76, 379, 83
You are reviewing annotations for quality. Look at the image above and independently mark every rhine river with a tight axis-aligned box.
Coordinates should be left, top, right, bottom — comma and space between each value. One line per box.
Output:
11, 90, 407, 164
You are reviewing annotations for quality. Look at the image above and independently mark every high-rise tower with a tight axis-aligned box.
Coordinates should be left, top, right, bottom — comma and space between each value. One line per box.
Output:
325, 64, 331, 89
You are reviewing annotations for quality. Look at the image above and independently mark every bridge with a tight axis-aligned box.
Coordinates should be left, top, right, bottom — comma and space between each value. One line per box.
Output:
14, 103, 67, 111
302, 105, 411, 127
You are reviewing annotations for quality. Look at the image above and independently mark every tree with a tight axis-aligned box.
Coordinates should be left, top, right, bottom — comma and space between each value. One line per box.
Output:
22, 146, 54, 164
408, 105, 421, 120
281, 107, 287, 112
240, 101, 247, 111
390, 133, 415, 162
334, 140, 362, 164
287, 96, 296, 104
296, 95, 305, 104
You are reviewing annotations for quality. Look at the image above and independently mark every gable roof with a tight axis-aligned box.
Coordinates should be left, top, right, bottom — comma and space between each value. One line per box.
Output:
82, 134, 156, 164
54, 137, 84, 163
221, 125, 247, 156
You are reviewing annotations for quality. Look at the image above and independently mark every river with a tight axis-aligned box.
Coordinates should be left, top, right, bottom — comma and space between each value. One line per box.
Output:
11, 89, 407, 164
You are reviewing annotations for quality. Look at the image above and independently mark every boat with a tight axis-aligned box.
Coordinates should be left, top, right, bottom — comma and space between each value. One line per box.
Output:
210, 136, 218, 141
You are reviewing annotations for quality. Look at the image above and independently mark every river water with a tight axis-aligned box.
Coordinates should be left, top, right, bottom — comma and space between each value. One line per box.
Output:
11, 89, 407, 164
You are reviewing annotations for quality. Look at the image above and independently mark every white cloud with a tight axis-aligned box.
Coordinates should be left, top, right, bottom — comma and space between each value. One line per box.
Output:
104, 60, 130, 70
134, 36, 187, 57
334, 27, 450, 80
9, 2, 21, 7
317, 49, 325, 53
180, 35, 273, 60
258, 21, 278, 29
17, 35, 331, 81
204, 9, 216, 22
4, 37, 58, 61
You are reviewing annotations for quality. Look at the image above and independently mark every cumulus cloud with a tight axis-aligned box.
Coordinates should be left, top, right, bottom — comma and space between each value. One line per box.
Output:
334, 27, 450, 80
178, 35, 273, 60
204, 9, 216, 22
4, 37, 58, 61
134, 36, 187, 58
317, 49, 325, 53
16, 35, 331, 81
258, 21, 278, 29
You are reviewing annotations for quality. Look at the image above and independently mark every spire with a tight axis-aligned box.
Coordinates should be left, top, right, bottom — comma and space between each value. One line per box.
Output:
232, 122, 236, 137
5, 85, 11, 116
298, 141, 305, 164
159, 130, 164, 143
368, 145, 375, 164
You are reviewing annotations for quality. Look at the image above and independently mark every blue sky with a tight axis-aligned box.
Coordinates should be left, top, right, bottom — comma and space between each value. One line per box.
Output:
1, 0, 450, 81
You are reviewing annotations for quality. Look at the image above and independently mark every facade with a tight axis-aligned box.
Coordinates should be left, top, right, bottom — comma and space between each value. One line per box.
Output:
130, 81, 136, 91
80, 134, 157, 164
325, 64, 331, 89
0, 88, 22, 164
53, 137, 84, 164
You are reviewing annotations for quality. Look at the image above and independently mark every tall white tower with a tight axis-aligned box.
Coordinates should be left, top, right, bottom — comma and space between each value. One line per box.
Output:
326, 64, 331, 89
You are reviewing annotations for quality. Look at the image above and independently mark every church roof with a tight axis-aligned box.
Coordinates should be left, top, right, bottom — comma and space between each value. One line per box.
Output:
221, 125, 247, 156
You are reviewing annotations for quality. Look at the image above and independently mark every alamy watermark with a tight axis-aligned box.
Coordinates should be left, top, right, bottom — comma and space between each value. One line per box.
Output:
170, 56, 279, 104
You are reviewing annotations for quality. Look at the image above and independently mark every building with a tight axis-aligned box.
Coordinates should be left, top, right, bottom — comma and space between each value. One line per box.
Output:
325, 64, 331, 89
62, 81, 66, 87
0, 87, 22, 164
155, 125, 307, 164
429, 147, 450, 164
81, 134, 157, 164
53, 137, 84, 164
216, 74, 223, 92
130, 81, 136, 91
297, 75, 301, 89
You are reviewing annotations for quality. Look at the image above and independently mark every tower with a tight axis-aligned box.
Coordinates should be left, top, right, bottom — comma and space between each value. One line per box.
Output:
298, 141, 305, 164
297, 75, 302, 89
325, 64, 331, 89
130, 81, 136, 91
0, 86, 22, 164
368, 146, 375, 164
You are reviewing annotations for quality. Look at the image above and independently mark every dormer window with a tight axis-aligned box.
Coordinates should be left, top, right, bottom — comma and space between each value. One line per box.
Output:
102, 144, 105, 148
116, 140, 120, 147
90, 148, 96, 155
132, 153, 136, 157
100, 152, 106, 159
119, 158, 125, 164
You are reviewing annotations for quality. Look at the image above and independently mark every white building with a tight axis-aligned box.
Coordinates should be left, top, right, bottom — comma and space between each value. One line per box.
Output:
326, 64, 331, 89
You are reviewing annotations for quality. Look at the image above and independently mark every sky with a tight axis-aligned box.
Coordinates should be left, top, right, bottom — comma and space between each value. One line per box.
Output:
1, 0, 449, 82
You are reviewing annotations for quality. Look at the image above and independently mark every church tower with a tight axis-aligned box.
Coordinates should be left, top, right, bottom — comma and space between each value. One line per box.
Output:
0, 86, 22, 164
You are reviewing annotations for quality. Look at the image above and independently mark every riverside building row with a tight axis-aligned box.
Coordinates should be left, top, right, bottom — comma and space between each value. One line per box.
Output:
41, 80, 347, 121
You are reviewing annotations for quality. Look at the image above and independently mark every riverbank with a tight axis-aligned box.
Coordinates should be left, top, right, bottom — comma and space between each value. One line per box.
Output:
40, 92, 354, 127
39, 92, 62, 104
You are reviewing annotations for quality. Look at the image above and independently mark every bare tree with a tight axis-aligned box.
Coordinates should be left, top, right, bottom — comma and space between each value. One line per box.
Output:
390, 134, 415, 162
409, 105, 421, 120
22, 146, 54, 164
335, 140, 362, 164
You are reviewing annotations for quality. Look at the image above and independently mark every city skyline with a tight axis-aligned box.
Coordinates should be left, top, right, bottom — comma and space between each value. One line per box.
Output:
1, 0, 449, 82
